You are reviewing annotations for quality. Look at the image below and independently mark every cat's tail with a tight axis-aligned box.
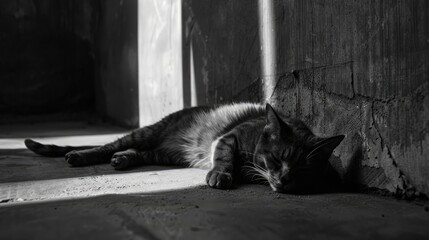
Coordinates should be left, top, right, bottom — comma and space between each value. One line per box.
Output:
24, 139, 99, 157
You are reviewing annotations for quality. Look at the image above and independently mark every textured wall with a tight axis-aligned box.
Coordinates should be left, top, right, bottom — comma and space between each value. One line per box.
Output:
95, 0, 139, 128
182, 0, 262, 106
269, 0, 429, 197
184, 0, 429, 196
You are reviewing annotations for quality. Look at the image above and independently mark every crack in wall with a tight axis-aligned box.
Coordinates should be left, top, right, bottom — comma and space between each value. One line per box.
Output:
350, 63, 356, 99
370, 101, 420, 199
280, 63, 424, 105
273, 68, 426, 197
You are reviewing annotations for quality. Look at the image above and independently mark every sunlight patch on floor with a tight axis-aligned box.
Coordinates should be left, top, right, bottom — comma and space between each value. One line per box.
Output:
0, 168, 207, 205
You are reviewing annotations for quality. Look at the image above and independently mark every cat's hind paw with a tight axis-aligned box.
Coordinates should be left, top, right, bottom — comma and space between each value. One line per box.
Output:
110, 154, 130, 170
65, 151, 86, 166
206, 170, 233, 189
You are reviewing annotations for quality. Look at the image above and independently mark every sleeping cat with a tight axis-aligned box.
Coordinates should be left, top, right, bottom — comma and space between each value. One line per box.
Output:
25, 103, 345, 194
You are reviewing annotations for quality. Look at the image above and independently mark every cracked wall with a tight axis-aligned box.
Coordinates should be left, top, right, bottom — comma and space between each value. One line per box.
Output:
268, 0, 429, 196
185, 0, 429, 196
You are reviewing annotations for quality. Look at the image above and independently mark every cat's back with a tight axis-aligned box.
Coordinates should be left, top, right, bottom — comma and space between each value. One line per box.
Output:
193, 102, 264, 134
161, 102, 264, 168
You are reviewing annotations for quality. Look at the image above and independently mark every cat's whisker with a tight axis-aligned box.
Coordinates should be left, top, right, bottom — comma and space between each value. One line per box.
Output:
246, 170, 266, 180
305, 140, 335, 160
244, 166, 264, 177
243, 164, 270, 183
251, 176, 268, 182
254, 166, 270, 178
256, 171, 271, 182
247, 164, 267, 175
248, 162, 265, 171
251, 174, 269, 183
305, 153, 319, 161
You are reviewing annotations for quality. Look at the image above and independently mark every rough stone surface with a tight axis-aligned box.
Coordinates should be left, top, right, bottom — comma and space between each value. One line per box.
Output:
269, 0, 429, 196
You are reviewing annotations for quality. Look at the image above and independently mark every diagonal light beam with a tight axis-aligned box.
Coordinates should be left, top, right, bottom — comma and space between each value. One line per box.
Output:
258, 0, 277, 101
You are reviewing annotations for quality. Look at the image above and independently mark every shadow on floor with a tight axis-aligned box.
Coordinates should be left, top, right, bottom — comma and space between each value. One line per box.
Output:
1, 185, 429, 240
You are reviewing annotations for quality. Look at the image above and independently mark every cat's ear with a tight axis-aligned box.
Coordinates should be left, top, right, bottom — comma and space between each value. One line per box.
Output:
266, 103, 283, 127
265, 103, 292, 136
306, 135, 345, 162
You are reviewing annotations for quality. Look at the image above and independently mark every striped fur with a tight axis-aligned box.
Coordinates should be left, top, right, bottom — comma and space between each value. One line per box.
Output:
161, 103, 264, 169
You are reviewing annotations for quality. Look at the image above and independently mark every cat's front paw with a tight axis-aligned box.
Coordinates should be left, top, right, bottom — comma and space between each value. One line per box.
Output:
206, 170, 233, 189
110, 154, 130, 170
65, 151, 86, 166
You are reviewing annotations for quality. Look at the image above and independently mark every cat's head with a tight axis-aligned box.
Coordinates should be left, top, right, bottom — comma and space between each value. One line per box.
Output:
253, 104, 344, 193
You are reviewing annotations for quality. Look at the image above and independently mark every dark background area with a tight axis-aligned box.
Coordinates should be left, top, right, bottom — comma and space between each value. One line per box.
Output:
0, 0, 138, 127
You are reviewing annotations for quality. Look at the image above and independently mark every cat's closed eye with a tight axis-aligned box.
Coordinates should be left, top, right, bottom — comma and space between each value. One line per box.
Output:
266, 159, 281, 170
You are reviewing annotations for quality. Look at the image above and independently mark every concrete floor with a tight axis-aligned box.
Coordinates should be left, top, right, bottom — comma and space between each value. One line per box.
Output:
1, 122, 429, 240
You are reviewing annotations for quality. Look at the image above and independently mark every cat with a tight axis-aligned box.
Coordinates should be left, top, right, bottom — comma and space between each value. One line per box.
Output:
25, 103, 345, 194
